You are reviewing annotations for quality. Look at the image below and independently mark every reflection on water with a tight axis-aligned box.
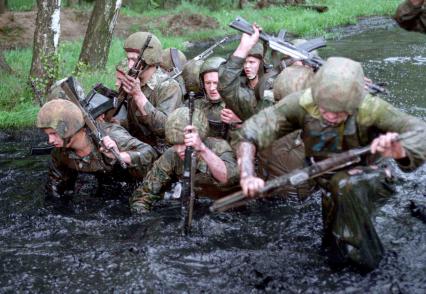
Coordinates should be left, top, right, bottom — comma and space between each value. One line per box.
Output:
0, 25, 425, 292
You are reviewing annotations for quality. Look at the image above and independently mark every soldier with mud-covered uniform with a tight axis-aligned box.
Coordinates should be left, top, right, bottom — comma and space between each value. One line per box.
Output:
37, 99, 158, 203
234, 56, 426, 270
117, 32, 183, 153
395, 0, 426, 33
196, 56, 242, 139
130, 107, 239, 214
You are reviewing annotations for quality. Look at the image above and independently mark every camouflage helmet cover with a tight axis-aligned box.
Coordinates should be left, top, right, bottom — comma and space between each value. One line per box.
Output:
160, 48, 187, 71
199, 56, 226, 88
165, 107, 209, 145
36, 99, 84, 138
124, 32, 162, 65
46, 77, 85, 102
311, 57, 365, 114
273, 65, 314, 101
248, 42, 264, 60
182, 59, 204, 93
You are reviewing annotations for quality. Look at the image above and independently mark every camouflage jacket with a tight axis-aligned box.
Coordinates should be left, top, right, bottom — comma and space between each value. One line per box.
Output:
127, 67, 183, 146
47, 122, 158, 199
130, 137, 240, 209
233, 89, 426, 172
395, 0, 426, 33
195, 97, 230, 139
218, 55, 274, 121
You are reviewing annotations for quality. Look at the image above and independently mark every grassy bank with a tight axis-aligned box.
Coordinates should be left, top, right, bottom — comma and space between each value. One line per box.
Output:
0, 0, 401, 128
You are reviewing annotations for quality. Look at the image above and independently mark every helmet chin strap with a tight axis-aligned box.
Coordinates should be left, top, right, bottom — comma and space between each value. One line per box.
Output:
247, 74, 257, 80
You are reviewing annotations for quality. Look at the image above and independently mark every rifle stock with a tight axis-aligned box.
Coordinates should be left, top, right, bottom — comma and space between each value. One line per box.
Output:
210, 130, 423, 213
181, 91, 196, 235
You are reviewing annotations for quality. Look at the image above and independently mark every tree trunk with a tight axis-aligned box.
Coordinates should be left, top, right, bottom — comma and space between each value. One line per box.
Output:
77, 0, 122, 71
0, 0, 6, 14
29, 0, 61, 106
238, 0, 247, 9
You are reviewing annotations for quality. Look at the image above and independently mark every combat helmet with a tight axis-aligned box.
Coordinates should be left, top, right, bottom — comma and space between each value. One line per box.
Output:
165, 107, 209, 145
248, 42, 265, 60
124, 32, 162, 65
36, 99, 84, 139
46, 77, 85, 102
182, 59, 204, 93
311, 57, 365, 114
273, 65, 314, 101
199, 56, 226, 89
160, 48, 187, 72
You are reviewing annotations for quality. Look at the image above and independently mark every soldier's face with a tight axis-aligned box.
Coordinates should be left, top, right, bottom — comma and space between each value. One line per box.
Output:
319, 107, 349, 126
126, 52, 139, 69
173, 144, 186, 160
244, 56, 261, 80
203, 72, 221, 101
44, 128, 64, 148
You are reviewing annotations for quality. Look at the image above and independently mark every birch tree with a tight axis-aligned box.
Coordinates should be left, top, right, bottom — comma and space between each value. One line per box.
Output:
77, 0, 122, 71
29, 0, 61, 106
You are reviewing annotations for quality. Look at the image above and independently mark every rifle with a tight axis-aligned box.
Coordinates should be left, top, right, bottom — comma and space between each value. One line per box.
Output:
210, 130, 423, 213
181, 91, 197, 235
61, 76, 127, 169
30, 144, 54, 156
170, 37, 229, 80
229, 16, 388, 95
105, 34, 153, 121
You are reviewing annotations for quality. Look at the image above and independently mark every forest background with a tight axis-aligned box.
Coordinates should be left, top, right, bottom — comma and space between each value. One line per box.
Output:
0, 0, 401, 128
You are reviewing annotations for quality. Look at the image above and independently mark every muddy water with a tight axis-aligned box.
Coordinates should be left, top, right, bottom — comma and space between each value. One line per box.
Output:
1, 25, 426, 293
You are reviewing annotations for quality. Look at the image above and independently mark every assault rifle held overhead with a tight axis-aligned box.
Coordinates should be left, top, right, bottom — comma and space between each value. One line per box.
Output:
61, 76, 127, 169
181, 91, 197, 235
229, 16, 388, 95
171, 37, 229, 80
210, 130, 423, 213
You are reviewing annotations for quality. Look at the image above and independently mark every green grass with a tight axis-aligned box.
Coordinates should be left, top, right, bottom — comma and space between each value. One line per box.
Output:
0, 0, 401, 128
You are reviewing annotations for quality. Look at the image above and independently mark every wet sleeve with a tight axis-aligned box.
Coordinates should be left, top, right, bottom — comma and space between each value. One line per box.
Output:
231, 92, 304, 151
130, 148, 178, 206
209, 138, 240, 186
218, 55, 257, 120
46, 149, 77, 199
106, 123, 158, 178
138, 79, 183, 136
394, 0, 426, 33
358, 95, 426, 171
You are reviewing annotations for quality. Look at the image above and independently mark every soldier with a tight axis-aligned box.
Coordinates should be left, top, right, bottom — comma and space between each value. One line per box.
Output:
395, 0, 426, 33
37, 99, 158, 203
130, 107, 239, 214
233, 57, 426, 270
117, 32, 183, 152
160, 47, 187, 75
196, 56, 242, 139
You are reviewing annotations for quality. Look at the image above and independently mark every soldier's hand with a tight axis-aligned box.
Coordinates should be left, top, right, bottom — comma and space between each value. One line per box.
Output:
120, 73, 143, 98
221, 108, 242, 125
184, 125, 205, 152
100, 136, 120, 159
234, 23, 262, 58
240, 176, 265, 197
370, 132, 407, 159
410, 0, 424, 7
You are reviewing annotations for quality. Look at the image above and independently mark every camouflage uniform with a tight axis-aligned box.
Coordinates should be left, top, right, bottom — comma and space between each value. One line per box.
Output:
130, 107, 239, 213
195, 98, 229, 139
47, 122, 158, 200
123, 32, 183, 152
234, 57, 426, 270
395, 0, 426, 33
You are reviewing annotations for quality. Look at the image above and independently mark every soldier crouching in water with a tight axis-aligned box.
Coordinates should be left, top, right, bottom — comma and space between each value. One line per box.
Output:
233, 56, 426, 270
36, 99, 158, 205
395, 0, 426, 33
130, 107, 239, 214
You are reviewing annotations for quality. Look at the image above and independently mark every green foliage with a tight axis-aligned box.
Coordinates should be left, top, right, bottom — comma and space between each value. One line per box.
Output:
7, 0, 35, 11
0, 0, 402, 128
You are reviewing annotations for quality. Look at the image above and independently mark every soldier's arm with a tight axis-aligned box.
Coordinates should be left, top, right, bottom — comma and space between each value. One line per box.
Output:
130, 148, 177, 212
137, 79, 183, 136
46, 149, 78, 200
105, 123, 158, 177
358, 95, 426, 171
394, 0, 426, 33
